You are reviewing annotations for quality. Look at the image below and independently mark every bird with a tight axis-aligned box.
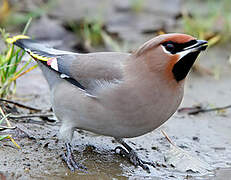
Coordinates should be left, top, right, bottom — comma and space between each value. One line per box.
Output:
9, 33, 208, 172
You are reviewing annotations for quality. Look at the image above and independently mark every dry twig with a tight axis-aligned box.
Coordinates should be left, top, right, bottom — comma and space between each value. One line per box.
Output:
178, 104, 231, 115
161, 130, 175, 145
9, 113, 53, 119
0, 98, 44, 112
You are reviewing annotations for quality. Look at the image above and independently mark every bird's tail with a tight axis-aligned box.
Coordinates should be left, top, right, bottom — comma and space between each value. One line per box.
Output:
7, 35, 77, 62
7, 35, 83, 89
7, 35, 62, 88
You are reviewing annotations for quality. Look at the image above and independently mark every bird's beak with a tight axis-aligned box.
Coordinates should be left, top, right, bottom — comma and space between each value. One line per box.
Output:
177, 40, 208, 59
183, 40, 208, 52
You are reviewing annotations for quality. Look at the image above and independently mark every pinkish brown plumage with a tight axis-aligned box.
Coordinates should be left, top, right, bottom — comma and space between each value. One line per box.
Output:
13, 33, 208, 172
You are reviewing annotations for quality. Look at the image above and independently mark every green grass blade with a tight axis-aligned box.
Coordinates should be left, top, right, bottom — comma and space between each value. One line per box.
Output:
14, 58, 32, 77
0, 135, 9, 141
22, 17, 32, 35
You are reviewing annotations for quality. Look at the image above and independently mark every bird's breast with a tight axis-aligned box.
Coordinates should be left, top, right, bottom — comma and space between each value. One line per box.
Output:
91, 81, 184, 138
52, 79, 184, 138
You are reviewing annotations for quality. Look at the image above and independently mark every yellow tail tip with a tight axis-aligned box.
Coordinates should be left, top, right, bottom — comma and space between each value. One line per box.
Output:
6, 35, 30, 44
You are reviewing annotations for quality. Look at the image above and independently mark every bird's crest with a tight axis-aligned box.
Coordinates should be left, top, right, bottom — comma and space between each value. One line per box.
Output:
134, 33, 195, 57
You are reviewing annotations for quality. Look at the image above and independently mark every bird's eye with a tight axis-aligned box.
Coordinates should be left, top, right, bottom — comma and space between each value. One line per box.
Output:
165, 43, 175, 52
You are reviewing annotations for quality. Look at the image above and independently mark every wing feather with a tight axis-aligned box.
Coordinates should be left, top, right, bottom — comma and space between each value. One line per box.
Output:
13, 38, 130, 96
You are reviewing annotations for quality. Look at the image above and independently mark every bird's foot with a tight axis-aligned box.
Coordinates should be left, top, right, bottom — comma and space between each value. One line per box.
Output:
115, 139, 155, 173
61, 143, 87, 172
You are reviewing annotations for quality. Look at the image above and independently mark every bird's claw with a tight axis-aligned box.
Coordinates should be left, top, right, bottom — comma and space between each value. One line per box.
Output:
115, 146, 154, 173
61, 143, 87, 172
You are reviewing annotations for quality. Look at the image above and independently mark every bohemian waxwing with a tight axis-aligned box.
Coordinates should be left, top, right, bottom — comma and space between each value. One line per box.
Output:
11, 33, 208, 172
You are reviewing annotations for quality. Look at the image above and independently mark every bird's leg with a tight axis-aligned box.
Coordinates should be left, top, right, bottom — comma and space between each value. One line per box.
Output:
61, 142, 87, 172
115, 138, 155, 172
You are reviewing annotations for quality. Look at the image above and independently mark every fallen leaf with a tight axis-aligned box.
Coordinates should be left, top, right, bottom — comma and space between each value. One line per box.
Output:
162, 130, 212, 174
165, 144, 212, 174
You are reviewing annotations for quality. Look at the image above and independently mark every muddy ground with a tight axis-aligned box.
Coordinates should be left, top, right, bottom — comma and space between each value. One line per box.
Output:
1, 0, 231, 179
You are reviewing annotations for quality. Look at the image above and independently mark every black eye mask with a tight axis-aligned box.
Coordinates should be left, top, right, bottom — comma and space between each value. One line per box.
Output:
162, 40, 198, 54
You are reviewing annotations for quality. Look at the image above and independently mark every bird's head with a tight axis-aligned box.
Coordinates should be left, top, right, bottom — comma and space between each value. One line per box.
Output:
134, 33, 208, 83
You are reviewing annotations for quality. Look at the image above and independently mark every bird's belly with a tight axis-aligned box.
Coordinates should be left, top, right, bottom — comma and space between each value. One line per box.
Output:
60, 96, 182, 138
52, 81, 183, 139
92, 103, 179, 138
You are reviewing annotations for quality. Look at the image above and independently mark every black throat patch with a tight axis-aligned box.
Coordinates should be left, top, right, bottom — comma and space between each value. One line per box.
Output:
172, 51, 200, 82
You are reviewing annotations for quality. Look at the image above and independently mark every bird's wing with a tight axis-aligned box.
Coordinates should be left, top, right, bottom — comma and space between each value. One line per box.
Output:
12, 37, 130, 96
